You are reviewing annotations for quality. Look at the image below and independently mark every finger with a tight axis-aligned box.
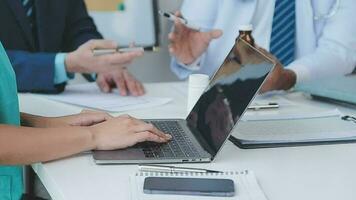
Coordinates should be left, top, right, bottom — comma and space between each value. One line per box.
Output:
136, 80, 145, 95
168, 32, 176, 41
174, 11, 182, 18
209, 29, 223, 39
134, 131, 168, 144
201, 30, 222, 43
87, 39, 117, 50
81, 109, 96, 114
122, 70, 139, 96
105, 51, 143, 66
81, 110, 113, 119
88, 111, 113, 121
81, 115, 111, 126
72, 112, 113, 126
119, 114, 131, 119
134, 123, 171, 140
96, 76, 111, 93
113, 71, 128, 96
168, 46, 175, 54
174, 18, 186, 34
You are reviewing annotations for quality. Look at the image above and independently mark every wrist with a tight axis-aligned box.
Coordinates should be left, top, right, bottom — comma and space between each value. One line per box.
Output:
65, 52, 77, 73
88, 126, 99, 150
73, 127, 97, 152
280, 69, 296, 90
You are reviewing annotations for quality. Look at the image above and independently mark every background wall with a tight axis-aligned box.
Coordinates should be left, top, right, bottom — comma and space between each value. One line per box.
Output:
128, 0, 182, 82
71, 0, 183, 84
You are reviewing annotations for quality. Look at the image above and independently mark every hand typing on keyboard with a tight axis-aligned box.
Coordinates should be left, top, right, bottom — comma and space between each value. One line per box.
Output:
89, 115, 172, 150
140, 121, 201, 158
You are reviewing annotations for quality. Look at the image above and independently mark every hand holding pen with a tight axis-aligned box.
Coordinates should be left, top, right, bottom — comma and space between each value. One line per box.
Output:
165, 11, 223, 66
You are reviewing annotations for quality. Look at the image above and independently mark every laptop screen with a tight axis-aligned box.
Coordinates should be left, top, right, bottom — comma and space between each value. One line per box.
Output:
186, 38, 275, 157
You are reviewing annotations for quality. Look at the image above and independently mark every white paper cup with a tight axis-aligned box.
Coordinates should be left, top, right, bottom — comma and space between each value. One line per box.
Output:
187, 74, 210, 113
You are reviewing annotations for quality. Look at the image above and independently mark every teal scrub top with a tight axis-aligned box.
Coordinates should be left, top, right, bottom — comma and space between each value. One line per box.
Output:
0, 42, 23, 200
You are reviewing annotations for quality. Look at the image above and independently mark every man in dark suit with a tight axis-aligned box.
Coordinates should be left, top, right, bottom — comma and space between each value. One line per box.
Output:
0, 0, 145, 95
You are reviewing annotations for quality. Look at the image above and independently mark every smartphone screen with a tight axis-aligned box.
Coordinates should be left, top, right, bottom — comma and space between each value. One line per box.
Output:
143, 177, 235, 197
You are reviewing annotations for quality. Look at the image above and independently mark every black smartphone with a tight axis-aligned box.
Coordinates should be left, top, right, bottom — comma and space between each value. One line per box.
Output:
143, 177, 235, 197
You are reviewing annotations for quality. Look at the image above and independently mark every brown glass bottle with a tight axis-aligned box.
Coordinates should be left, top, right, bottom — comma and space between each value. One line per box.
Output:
238, 24, 255, 46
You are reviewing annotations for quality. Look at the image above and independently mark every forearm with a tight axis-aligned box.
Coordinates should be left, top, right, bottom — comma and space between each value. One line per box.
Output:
287, 48, 356, 85
21, 113, 47, 127
6, 50, 65, 93
0, 125, 95, 165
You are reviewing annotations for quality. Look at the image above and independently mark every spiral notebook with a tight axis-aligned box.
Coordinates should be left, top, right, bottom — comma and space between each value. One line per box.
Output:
130, 170, 267, 200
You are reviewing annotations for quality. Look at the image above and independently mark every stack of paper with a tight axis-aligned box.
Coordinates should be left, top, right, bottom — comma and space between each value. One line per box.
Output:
39, 83, 172, 112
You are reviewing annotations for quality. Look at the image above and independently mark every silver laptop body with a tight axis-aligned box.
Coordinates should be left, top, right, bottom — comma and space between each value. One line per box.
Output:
93, 38, 275, 164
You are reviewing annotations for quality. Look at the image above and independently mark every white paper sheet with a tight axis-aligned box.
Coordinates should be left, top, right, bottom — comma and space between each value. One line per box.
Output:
38, 83, 172, 112
130, 170, 267, 200
243, 109, 342, 122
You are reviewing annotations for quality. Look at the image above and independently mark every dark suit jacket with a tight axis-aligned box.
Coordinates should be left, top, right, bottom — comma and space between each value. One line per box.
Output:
0, 0, 102, 93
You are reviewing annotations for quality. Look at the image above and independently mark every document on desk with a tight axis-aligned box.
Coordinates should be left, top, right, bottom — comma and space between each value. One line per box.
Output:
244, 93, 344, 122
243, 108, 342, 122
39, 83, 172, 112
130, 170, 267, 200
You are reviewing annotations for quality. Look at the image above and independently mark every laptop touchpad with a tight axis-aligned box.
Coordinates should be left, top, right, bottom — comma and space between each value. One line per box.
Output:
94, 148, 145, 160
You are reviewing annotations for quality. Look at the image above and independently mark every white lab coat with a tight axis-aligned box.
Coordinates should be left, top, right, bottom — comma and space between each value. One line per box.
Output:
171, 0, 356, 85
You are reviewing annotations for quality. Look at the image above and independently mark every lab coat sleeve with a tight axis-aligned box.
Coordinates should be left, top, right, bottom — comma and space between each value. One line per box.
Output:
170, 0, 219, 79
287, 0, 356, 85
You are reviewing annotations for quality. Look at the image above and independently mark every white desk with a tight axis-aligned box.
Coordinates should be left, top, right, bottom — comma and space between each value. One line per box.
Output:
19, 82, 356, 200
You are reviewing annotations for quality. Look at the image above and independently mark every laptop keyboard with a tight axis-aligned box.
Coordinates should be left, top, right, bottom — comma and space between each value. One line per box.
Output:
138, 121, 201, 159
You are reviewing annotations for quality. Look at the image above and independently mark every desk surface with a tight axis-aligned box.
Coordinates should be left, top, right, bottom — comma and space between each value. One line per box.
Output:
19, 82, 356, 200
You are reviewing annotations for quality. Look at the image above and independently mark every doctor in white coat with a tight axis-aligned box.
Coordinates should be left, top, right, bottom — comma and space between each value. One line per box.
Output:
169, 0, 356, 92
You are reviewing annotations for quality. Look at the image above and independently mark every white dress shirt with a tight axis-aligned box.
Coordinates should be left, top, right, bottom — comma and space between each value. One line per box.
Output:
171, 0, 356, 86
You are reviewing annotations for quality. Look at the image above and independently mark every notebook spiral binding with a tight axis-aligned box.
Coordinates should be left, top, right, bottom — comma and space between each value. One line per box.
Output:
136, 170, 250, 177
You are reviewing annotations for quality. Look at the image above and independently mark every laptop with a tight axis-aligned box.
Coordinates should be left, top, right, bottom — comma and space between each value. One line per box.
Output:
93, 38, 275, 164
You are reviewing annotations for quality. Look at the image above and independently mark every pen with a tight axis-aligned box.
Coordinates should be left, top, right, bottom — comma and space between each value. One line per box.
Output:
158, 10, 203, 32
342, 115, 356, 123
248, 102, 279, 110
93, 46, 160, 56
138, 164, 222, 173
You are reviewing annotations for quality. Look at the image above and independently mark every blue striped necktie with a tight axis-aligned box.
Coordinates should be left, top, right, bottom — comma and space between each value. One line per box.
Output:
270, 0, 296, 66
21, 0, 35, 26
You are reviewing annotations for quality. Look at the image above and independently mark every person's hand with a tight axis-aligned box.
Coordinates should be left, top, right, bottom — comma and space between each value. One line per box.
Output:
44, 110, 113, 128
169, 11, 223, 65
89, 115, 172, 150
258, 48, 297, 93
65, 39, 143, 73
96, 68, 145, 96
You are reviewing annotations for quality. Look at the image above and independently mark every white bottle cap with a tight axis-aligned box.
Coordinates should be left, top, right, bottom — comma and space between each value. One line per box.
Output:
239, 24, 253, 31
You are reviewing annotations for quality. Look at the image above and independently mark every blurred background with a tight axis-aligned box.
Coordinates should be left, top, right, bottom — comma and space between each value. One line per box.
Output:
71, 0, 183, 84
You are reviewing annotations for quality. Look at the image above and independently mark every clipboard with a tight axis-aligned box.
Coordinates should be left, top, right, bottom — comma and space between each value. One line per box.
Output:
229, 115, 356, 149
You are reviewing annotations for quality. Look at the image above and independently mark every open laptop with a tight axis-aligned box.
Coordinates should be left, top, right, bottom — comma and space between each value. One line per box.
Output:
93, 38, 275, 164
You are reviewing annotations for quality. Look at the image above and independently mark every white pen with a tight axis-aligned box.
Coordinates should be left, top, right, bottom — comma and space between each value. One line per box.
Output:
248, 102, 279, 110
138, 164, 222, 173
93, 46, 160, 56
158, 10, 203, 32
